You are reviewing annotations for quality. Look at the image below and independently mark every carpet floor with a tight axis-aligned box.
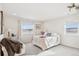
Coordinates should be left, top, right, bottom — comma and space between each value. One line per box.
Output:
23, 43, 42, 56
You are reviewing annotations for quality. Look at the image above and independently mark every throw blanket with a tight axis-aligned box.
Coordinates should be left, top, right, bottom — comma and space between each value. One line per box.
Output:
0, 43, 4, 56
0, 38, 23, 56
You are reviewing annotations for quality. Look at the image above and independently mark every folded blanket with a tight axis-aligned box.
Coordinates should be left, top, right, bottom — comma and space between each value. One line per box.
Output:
1, 38, 23, 56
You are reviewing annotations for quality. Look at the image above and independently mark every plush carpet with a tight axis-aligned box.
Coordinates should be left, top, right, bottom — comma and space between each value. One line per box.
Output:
22, 43, 42, 56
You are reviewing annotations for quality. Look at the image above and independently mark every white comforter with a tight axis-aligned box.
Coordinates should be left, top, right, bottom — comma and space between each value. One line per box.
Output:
38, 45, 79, 56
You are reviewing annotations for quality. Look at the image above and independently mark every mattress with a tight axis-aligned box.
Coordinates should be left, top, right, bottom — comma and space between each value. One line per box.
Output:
38, 45, 79, 56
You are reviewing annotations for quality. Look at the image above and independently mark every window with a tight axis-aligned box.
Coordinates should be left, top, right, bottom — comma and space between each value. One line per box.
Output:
21, 23, 33, 31
64, 23, 79, 33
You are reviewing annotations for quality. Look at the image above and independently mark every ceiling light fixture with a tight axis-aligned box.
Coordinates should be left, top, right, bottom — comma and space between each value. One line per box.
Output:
67, 3, 79, 12
67, 3, 79, 14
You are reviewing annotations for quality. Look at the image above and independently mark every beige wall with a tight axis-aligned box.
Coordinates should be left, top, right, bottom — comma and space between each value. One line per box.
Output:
44, 14, 79, 48
3, 14, 19, 40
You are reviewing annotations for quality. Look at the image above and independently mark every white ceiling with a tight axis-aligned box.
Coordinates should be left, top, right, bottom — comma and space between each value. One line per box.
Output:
1, 3, 74, 21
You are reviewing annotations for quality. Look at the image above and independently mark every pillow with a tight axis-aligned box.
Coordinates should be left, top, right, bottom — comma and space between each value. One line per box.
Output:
46, 33, 52, 36
41, 32, 45, 35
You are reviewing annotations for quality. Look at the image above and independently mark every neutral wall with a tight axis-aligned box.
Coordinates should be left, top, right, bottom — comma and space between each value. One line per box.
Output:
3, 14, 19, 40
44, 14, 79, 48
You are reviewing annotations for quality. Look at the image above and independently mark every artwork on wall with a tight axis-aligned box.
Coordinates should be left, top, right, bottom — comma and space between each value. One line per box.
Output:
64, 22, 79, 34
35, 24, 41, 29
34, 24, 42, 35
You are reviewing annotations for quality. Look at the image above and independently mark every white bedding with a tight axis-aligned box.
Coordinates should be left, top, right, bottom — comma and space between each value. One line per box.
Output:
38, 45, 79, 56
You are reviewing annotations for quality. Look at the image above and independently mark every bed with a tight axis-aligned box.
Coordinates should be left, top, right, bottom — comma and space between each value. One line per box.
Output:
38, 45, 79, 56
33, 33, 60, 50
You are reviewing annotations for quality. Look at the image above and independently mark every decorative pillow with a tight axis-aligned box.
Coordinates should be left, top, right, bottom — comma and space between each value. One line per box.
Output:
41, 32, 45, 35
46, 33, 52, 36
